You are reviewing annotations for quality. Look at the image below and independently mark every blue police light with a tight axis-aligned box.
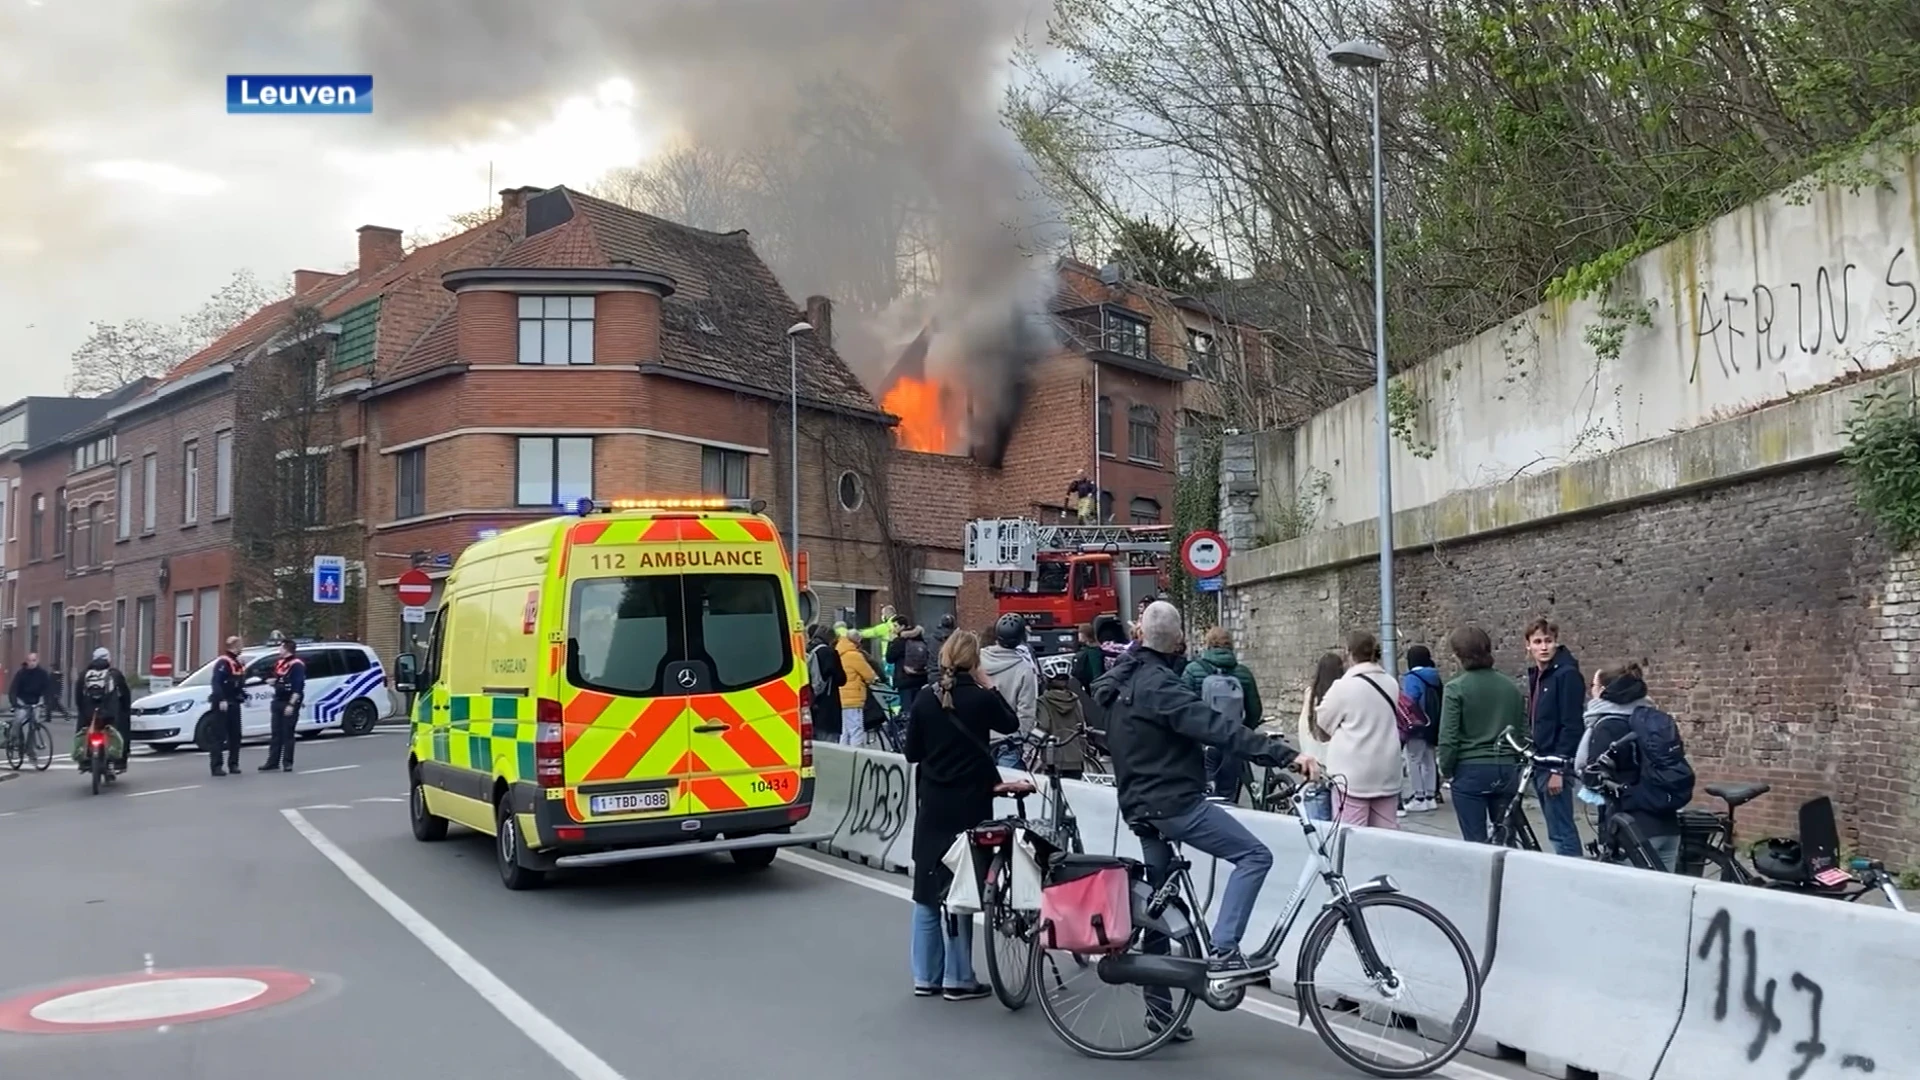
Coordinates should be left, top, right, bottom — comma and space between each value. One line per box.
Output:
571, 497, 596, 516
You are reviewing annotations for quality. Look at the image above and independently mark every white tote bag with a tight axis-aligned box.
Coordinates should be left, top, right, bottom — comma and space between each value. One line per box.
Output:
942, 834, 983, 913
1009, 837, 1045, 912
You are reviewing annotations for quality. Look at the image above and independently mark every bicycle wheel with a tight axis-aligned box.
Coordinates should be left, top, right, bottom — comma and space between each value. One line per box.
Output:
1297, 892, 1481, 1079
4, 727, 20, 771
1034, 896, 1201, 1060
91, 750, 104, 795
27, 723, 52, 772
982, 851, 1034, 1010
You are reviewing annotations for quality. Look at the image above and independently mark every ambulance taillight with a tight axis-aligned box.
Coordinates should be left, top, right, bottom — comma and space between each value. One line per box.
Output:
799, 684, 814, 768
535, 698, 565, 788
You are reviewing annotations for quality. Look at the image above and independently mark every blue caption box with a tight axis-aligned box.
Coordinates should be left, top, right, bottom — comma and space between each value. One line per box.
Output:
228, 75, 373, 114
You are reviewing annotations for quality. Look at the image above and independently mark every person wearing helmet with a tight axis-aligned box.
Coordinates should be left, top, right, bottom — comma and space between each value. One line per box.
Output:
74, 647, 134, 775
979, 614, 1039, 767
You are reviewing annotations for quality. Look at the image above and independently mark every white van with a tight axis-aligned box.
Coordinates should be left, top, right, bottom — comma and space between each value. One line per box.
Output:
128, 641, 391, 751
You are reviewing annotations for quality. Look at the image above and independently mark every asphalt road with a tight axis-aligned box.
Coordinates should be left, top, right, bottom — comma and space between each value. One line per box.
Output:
0, 732, 1524, 1080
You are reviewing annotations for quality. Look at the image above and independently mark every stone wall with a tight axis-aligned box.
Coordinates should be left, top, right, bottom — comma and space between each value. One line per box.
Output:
1227, 458, 1920, 863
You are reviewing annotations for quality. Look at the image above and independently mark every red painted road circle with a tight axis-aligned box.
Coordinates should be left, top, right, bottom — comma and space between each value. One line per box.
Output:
0, 968, 313, 1034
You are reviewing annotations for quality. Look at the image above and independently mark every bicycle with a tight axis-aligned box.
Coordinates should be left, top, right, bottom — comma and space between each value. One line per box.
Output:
1676, 783, 1909, 911
4, 703, 53, 772
968, 728, 1093, 1010
1032, 772, 1482, 1076
1489, 731, 1572, 852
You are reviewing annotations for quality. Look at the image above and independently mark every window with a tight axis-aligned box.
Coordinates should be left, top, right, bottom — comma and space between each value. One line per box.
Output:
116, 462, 132, 539
1128, 404, 1160, 463
395, 447, 427, 519
28, 494, 41, 560
4, 482, 13, 543
701, 447, 748, 499
182, 442, 199, 524
516, 295, 595, 366
1187, 328, 1218, 379
566, 573, 791, 696
173, 592, 194, 672
297, 648, 344, 680
278, 455, 327, 527
49, 601, 62, 669
135, 597, 154, 676
1096, 395, 1112, 455
1129, 497, 1162, 524
516, 437, 593, 506
338, 647, 372, 675
1105, 311, 1149, 359
344, 447, 360, 516
52, 487, 64, 554
82, 503, 96, 567
197, 588, 220, 675
71, 434, 113, 472
141, 454, 156, 531
83, 609, 100, 658
836, 471, 862, 512
114, 599, 126, 667
214, 431, 233, 517
25, 605, 37, 655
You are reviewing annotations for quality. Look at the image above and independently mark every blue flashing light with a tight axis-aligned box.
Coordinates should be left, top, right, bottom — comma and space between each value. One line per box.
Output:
571, 497, 596, 516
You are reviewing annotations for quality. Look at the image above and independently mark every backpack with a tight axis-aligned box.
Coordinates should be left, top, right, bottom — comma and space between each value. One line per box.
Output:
80, 667, 114, 720
1396, 672, 1442, 741
1625, 705, 1695, 814
901, 636, 929, 674
807, 645, 840, 699
1200, 666, 1246, 728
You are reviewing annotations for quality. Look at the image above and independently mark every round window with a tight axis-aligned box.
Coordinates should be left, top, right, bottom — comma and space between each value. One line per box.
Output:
798, 589, 818, 625
836, 471, 863, 512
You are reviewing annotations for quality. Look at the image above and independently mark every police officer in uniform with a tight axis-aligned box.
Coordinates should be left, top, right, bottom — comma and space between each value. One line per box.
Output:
260, 638, 306, 772
209, 636, 247, 777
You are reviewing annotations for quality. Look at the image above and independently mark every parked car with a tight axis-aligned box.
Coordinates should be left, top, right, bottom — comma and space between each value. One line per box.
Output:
128, 641, 391, 751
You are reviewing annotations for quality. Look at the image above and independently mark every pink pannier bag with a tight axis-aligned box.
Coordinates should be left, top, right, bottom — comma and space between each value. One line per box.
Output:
1041, 855, 1135, 953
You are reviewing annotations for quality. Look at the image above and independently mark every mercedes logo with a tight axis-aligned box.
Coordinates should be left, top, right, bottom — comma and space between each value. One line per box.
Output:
676, 668, 698, 689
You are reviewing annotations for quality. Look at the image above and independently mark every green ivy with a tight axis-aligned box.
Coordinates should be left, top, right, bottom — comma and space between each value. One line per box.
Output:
1171, 434, 1222, 621
1582, 299, 1656, 364
1841, 389, 1920, 549
1387, 379, 1437, 459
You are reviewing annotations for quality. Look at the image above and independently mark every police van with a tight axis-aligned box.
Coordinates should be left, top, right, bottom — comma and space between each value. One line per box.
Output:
395, 496, 830, 890
128, 640, 392, 750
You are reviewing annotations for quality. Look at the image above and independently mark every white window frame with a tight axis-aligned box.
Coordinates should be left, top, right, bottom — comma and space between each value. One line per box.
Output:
214, 430, 233, 517
515, 436, 594, 507
516, 295, 596, 366
182, 441, 199, 524
116, 462, 132, 540
141, 454, 157, 532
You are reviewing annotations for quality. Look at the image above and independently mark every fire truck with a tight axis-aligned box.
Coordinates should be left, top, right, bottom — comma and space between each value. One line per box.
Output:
963, 518, 1173, 657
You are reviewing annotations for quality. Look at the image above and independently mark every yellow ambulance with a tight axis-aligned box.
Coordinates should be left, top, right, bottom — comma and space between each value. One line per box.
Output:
394, 496, 830, 889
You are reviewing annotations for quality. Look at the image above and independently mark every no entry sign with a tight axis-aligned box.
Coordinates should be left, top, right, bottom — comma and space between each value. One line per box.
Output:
1181, 530, 1229, 578
396, 568, 433, 608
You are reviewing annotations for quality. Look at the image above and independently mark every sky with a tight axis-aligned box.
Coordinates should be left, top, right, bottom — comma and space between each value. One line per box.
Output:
0, 2, 664, 399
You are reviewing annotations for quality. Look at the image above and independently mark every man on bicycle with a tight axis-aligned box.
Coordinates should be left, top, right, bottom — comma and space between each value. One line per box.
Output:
1095, 601, 1317, 981
74, 647, 134, 775
8, 652, 51, 742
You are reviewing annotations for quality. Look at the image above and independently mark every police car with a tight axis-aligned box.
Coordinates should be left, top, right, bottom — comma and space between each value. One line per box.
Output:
128, 640, 392, 751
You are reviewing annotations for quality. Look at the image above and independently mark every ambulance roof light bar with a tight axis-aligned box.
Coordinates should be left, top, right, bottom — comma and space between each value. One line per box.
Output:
569, 496, 767, 515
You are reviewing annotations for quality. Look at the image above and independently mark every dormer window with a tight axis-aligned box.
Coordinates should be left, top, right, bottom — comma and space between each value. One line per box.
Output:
1105, 311, 1149, 360
517, 296, 595, 366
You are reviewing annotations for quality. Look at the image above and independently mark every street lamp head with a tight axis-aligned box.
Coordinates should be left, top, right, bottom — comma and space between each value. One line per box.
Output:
787, 321, 814, 337
1328, 39, 1390, 68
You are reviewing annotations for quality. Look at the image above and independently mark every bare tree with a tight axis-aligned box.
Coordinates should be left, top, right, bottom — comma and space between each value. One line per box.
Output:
231, 306, 362, 642
67, 270, 279, 397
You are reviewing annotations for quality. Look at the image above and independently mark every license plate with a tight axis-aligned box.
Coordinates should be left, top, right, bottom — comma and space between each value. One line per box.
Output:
589, 790, 670, 815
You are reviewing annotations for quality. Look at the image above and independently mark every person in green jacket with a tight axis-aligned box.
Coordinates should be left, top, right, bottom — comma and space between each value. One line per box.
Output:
1438, 625, 1528, 845
1183, 627, 1265, 801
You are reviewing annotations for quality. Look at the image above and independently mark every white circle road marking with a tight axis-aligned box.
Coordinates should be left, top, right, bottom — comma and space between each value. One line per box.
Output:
28, 978, 269, 1025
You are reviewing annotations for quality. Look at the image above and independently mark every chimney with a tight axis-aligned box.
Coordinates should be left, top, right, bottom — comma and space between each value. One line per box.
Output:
292, 269, 336, 295
357, 225, 404, 274
805, 295, 833, 350
499, 185, 544, 214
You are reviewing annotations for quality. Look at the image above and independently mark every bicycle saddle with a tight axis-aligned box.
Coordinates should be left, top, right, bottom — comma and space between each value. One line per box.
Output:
994, 779, 1037, 796
1705, 781, 1770, 808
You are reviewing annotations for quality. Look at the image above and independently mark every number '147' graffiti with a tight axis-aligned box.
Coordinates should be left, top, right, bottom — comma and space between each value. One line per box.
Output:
1695, 909, 1876, 1078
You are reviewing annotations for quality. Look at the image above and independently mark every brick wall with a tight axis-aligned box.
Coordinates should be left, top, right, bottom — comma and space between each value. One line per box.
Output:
1228, 461, 1920, 863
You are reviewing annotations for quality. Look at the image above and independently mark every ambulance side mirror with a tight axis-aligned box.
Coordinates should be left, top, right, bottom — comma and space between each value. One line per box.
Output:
394, 653, 419, 693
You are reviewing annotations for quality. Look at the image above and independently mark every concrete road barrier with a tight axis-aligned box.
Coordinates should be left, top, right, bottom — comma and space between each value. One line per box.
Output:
1478, 852, 1694, 1080
1221, 806, 1334, 995
813, 745, 914, 873
1654, 877, 1920, 1080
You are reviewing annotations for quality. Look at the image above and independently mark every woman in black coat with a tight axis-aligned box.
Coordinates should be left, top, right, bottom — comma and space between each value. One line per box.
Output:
903, 630, 1019, 1000
805, 624, 845, 741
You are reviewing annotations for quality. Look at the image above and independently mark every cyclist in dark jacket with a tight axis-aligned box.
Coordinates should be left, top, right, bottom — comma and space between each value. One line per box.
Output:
261, 640, 305, 772
74, 648, 134, 774
9, 654, 50, 713
1094, 601, 1315, 981
209, 636, 247, 777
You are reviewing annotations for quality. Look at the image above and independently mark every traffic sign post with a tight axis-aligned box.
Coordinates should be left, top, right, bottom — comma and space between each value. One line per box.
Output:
148, 654, 173, 692
1196, 576, 1224, 592
396, 568, 433, 608
401, 606, 426, 624
312, 555, 345, 606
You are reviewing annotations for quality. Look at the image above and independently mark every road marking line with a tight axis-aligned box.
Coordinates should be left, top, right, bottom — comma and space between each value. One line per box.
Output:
782, 851, 1507, 1080
300, 765, 360, 775
144, 953, 155, 975
281, 810, 627, 1080
293, 804, 352, 810
127, 785, 201, 798
354, 796, 404, 803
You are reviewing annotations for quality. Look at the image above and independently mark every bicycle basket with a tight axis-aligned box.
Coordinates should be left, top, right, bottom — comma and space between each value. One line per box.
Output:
1752, 837, 1809, 885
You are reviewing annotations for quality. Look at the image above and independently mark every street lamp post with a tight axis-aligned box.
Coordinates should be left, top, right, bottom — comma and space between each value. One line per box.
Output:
786, 321, 814, 593
1329, 38, 1397, 675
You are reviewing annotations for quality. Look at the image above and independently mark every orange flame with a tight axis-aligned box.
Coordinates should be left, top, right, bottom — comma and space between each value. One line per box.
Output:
882, 375, 958, 454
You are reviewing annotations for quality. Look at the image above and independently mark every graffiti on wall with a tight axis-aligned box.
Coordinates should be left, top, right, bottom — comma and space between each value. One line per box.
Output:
1696, 909, 1877, 1077
1690, 249, 1920, 385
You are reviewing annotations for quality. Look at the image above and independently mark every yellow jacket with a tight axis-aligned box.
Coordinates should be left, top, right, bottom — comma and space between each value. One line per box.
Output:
836, 636, 878, 708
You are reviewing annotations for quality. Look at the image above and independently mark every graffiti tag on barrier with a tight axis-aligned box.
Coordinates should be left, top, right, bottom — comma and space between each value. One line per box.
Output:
1696, 908, 1876, 1077
845, 757, 908, 844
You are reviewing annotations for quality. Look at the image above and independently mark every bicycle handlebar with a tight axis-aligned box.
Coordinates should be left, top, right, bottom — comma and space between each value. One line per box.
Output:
1502, 730, 1573, 767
